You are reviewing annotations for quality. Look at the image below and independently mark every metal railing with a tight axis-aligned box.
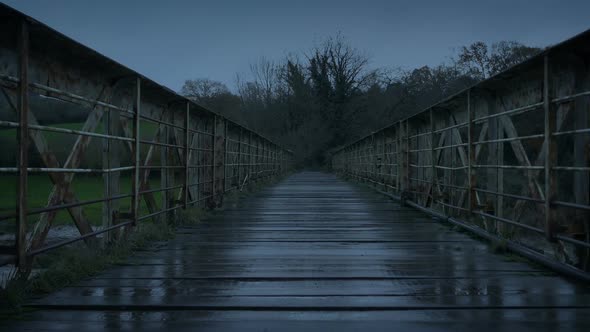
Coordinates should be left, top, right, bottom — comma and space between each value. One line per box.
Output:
332, 29, 590, 277
0, 5, 292, 271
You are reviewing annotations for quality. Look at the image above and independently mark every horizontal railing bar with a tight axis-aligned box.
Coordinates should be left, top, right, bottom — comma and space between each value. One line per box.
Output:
433, 121, 468, 133
474, 187, 544, 203
140, 140, 184, 149
433, 143, 468, 150
0, 121, 135, 142
552, 200, 590, 211
552, 128, 590, 136
28, 221, 134, 257
407, 132, 431, 139
409, 164, 432, 168
139, 184, 184, 195
552, 166, 590, 171
472, 164, 544, 170
551, 90, 590, 104
555, 234, 590, 249
0, 166, 134, 173
434, 165, 468, 170
139, 165, 185, 169
140, 114, 185, 130
473, 133, 544, 145
473, 211, 545, 234
0, 74, 135, 115
0, 193, 133, 221
188, 128, 214, 136
473, 102, 543, 123
435, 183, 467, 190
435, 200, 469, 211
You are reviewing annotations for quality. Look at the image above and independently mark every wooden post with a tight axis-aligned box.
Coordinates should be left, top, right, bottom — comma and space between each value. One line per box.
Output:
544, 55, 556, 240
16, 19, 29, 268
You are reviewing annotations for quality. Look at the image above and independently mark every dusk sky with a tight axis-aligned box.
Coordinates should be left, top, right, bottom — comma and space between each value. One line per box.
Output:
3, 0, 589, 92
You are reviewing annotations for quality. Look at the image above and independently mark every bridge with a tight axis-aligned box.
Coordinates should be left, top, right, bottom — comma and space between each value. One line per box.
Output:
1, 4, 590, 331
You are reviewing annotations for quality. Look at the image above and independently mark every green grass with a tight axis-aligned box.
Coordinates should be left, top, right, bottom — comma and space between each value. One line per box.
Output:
0, 220, 175, 314
0, 120, 170, 230
0, 172, 289, 315
0, 174, 163, 229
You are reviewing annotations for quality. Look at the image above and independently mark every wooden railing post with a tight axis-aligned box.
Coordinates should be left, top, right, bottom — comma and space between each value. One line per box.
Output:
16, 19, 29, 268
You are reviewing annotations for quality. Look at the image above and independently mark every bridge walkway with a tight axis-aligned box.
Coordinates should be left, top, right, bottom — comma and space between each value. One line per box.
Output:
7, 171, 590, 331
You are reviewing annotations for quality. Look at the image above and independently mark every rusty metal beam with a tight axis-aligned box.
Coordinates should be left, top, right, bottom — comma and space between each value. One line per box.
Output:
16, 18, 28, 268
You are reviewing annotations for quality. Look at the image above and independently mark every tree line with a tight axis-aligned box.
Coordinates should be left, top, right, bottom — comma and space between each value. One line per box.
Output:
180, 36, 542, 167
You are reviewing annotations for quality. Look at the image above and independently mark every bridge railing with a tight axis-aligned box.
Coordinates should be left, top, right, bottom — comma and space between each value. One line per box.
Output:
0, 5, 293, 270
332, 29, 590, 275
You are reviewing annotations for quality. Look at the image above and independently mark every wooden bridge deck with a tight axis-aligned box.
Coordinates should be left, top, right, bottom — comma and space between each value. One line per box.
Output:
7, 171, 590, 331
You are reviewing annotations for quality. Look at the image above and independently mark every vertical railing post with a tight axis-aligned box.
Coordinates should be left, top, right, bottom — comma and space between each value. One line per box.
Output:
544, 54, 556, 240
184, 102, 190, 209
384, 134, 389, 190
249, 132, 253, 182
430, 109, 435, 208
238, 127, 243, 187
213, 115, 226, 207
132, 77, 141, 226
223, 121, 228, 192
371, 134, 376, 185
467, 89, 474, 216
404, 120, 410, 195
398, 121, 403, 193
16, 19, 29, 268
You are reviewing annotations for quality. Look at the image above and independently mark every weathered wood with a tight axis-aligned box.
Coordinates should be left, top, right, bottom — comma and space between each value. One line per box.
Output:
18, 171, 590, 331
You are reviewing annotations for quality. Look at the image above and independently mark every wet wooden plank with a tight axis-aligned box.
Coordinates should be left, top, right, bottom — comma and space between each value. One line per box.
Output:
13, 171, 590, 330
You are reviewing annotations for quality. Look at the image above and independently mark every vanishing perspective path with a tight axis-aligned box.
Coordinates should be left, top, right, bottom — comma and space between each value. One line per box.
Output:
5, 171, 589, 331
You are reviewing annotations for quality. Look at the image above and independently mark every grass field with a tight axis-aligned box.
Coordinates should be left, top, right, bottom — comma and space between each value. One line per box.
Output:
0, 120, 176, 231
0, 174, 164, 229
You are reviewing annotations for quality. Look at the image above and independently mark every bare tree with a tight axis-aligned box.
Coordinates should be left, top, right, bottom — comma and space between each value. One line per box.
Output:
180, 78, 230, 102
457, 41, 542, 79
308, 33, 371, 102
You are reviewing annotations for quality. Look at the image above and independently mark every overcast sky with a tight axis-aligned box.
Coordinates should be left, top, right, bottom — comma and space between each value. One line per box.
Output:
3, 0, 589, 92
